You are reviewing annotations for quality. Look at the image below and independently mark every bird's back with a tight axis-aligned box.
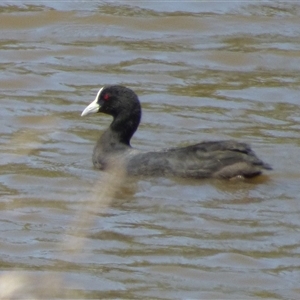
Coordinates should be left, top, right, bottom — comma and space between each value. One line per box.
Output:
125, 140, 271, 179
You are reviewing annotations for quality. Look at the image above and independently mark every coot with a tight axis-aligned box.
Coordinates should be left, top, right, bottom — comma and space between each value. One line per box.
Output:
81, 85, 271, 179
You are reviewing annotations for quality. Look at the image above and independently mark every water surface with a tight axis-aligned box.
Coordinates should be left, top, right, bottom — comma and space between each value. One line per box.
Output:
0, 1, 300, 299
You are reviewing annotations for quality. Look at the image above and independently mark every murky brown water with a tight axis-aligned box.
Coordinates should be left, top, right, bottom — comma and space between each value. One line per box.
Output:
1, 2, 300, 299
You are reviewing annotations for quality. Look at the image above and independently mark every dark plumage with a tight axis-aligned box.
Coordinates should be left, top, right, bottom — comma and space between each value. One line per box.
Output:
81, 85, 271, 179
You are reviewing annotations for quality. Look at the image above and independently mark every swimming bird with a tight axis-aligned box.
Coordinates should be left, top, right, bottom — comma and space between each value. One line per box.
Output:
81, 85, 271, 179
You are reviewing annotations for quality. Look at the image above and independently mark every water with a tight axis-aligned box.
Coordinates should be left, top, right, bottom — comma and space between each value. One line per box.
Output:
0, 1, 300, 299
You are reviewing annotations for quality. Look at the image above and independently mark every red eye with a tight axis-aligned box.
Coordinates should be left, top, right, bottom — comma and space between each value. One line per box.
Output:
103, 93, 110, 101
